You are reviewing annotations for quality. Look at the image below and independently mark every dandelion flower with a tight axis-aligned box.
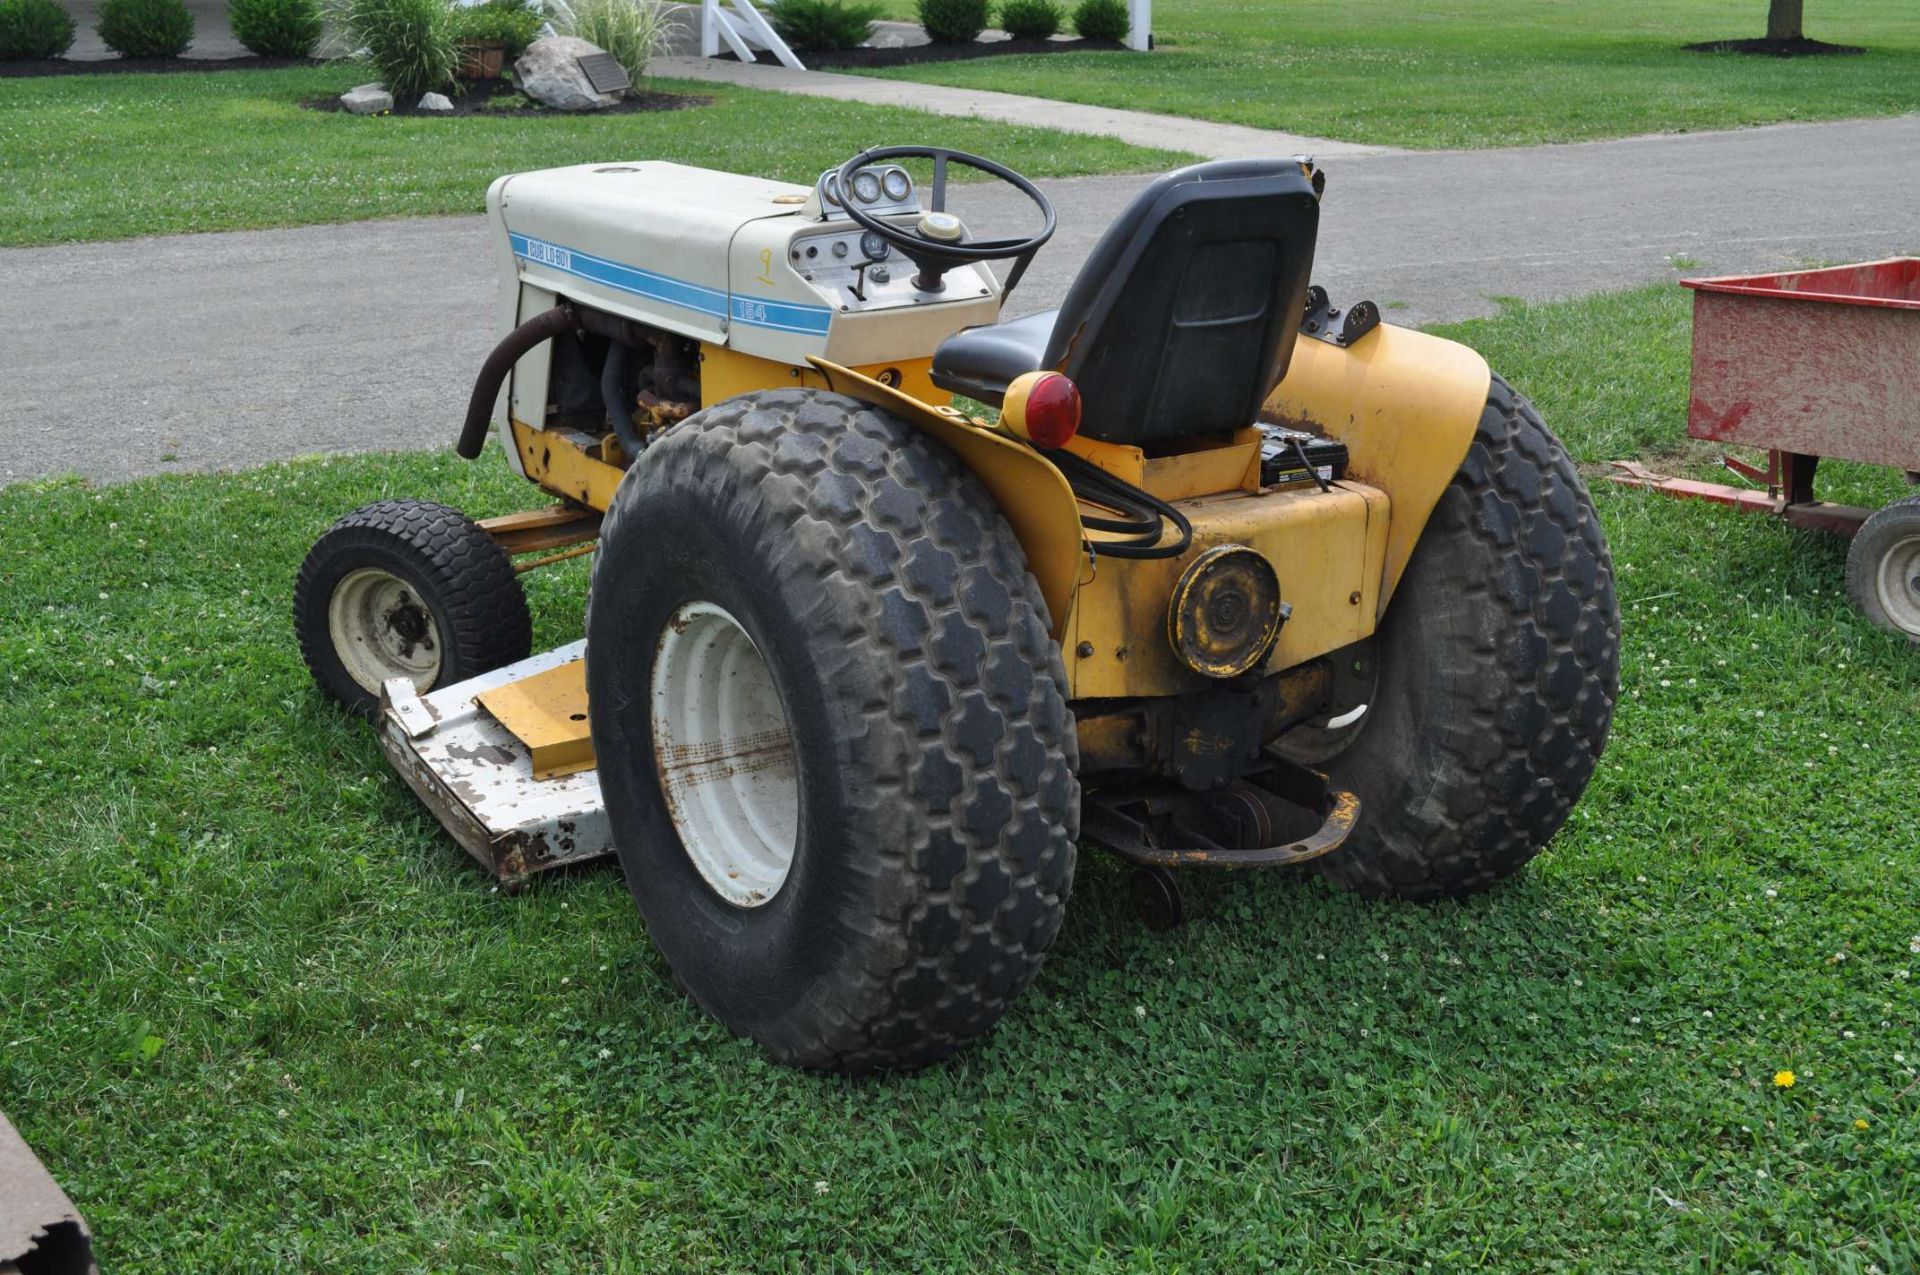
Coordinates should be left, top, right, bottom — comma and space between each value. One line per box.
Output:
1773, 1070, 1796, 1088
1855, 1119, 1869, 1130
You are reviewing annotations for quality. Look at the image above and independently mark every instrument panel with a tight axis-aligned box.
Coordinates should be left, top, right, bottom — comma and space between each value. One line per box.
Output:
787, 225, 992, 311
812, 164, 919, 221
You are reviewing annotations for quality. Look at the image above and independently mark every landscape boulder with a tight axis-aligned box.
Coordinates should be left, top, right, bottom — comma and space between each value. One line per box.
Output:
418, 92, 455, 112
340, 85, 394, 115
515, 35, 623, 111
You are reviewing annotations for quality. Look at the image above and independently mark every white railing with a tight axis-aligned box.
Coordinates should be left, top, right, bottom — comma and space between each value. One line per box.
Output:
701, 0, 805, 69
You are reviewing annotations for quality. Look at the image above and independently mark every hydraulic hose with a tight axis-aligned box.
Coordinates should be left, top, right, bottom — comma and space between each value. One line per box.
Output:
599, 338, 649, 461
1052, 449, 1194, 560
456, 304, 580, 460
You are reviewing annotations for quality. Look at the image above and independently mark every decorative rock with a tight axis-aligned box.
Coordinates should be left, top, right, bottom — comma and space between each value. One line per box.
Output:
340, 86, 394, 115
418, 92, 455, 112
515, 35, 623, 111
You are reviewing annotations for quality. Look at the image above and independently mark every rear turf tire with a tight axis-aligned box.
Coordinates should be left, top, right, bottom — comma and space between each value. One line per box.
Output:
1312, 375, 1620, 901
1845, 495, 1920, 641
295, 499, 531, 716
585, 389, 1079, 1074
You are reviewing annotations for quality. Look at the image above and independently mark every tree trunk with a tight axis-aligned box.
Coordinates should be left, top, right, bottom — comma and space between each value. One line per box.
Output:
1767, 0, 1804, 41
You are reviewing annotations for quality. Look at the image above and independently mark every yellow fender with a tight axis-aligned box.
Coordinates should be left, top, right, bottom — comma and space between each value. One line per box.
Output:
806, 358, 1086, 639
1262, 325, 1491, 616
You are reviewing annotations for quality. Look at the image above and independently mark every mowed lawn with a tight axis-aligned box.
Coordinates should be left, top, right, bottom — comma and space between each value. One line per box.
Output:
2, 285, 1917, 1269
0, 66, 1185, 247
858, 0, 1920, 148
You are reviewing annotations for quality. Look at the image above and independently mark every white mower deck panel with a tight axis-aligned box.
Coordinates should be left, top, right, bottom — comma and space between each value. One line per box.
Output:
379, 641, 613, 888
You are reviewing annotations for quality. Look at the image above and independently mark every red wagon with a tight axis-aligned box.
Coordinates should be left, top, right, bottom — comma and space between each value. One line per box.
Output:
1612, 257, 1920, 640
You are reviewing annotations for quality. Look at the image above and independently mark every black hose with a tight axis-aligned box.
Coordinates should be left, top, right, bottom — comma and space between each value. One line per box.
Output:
1052, 449, 1194, 560
600, 338, 648, 460
456, 304, 580, 460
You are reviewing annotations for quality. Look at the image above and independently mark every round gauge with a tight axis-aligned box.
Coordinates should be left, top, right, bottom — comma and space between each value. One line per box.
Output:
851, 171, 883, 204
860, 231, 890, 262
821, 174, 842, 207
881, 167, 912, 201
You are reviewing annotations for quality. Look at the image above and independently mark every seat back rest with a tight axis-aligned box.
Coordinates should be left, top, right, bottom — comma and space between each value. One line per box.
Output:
1043, 159, 1320, 446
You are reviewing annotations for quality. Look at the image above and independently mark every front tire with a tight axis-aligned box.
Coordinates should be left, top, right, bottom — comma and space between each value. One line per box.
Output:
295, 499, 532, 716
1310, 375, 1620, 901
586, 390, 1079, 1073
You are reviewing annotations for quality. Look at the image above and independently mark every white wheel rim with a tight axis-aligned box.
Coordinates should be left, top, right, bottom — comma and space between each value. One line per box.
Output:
650, 601, 799, 908
1874, 533, 1920, 635
327, 567, 444, 694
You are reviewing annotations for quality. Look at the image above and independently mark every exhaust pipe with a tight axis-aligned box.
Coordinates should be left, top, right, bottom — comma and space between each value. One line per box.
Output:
456, 304, 580, 460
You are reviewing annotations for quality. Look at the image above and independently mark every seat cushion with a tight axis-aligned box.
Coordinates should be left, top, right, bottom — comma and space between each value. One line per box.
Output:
930, 309, 1059, 404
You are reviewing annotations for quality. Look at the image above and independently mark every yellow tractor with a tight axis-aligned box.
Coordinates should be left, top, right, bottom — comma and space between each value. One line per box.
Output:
296, 150, 1620, 1073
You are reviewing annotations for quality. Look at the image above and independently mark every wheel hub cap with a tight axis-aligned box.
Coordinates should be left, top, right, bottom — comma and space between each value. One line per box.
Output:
650, 602, 799, 908
1876, 534, 1920, 636
328, 567, 443, 694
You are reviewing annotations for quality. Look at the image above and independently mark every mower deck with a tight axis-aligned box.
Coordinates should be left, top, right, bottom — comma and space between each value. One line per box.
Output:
379, 641, 613, 888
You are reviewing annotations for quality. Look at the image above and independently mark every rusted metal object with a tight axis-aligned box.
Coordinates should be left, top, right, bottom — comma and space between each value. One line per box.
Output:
1, 1113, 95, 1275
1684, 259, 1920, 472
1081, 754, 1359, 870
1166, 544, 1286, 679
379, 640, 613, 888
1612, 260, 1920, 533
633, 389, 696, 434
477, 504, 602, 556
1075, 661, 1333, 786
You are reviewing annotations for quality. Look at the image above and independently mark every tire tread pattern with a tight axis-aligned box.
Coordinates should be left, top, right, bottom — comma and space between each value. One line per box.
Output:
1317, 375, 1619, 900
295, 499, 532, 713
591, 390, 1078, 1073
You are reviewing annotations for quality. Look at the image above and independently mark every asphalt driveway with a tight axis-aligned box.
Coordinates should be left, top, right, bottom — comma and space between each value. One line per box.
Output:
5, 112, 1917, 484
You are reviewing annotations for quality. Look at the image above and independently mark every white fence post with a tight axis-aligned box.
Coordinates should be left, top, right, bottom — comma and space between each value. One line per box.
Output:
1125, 0, 1150, 50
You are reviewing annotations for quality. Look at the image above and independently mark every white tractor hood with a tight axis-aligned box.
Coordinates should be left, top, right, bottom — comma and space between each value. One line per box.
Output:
487, 161, 814, 347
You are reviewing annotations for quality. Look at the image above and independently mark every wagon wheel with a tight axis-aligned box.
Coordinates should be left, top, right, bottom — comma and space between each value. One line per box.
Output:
1847, 495, 1920, 642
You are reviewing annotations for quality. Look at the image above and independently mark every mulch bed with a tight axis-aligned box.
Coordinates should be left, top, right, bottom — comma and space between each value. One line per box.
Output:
728, 36, 1127, 69
0, 55, 327, 78
301, 76, 707, 117
1681, 37, 1864, 56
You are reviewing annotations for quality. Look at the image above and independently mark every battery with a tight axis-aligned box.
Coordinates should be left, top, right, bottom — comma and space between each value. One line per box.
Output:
1258, 424, 1350, 487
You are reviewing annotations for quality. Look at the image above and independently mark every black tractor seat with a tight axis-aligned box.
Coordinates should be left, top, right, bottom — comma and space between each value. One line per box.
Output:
930, 158, 1322, 447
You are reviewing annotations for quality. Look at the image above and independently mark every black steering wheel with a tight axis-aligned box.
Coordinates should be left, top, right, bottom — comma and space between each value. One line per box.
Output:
835, 146, 1056, 296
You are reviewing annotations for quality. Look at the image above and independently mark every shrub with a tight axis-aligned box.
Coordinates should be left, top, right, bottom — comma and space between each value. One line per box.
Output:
335, 0, 459, 96
550, 0, 666, 82
997, 0, 1059, 39
1071, 0, 1124, 41
0, 0, 75, 58
916, 0, 984, 44
454, 0, 544, 55
770, 0, 882, 52
97, 0, 195, 57
228, 0, 323, 56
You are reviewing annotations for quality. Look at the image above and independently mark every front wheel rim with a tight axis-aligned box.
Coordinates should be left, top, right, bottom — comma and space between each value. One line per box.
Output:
327, 567, 444, 694
1874, 533, 1920, 635
650, 601, 800, 908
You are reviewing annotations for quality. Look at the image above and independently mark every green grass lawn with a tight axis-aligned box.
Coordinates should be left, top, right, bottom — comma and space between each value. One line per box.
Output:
858, 0, 1920, 148
3, 285, 1917, 1269
0, 66, 1185, 247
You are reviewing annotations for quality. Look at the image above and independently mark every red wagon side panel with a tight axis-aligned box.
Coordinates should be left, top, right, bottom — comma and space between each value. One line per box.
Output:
1683, 258, 1920, 474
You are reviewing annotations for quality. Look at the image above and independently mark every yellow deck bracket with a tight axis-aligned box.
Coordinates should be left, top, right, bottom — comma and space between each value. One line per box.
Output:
475, 658, 595, 779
